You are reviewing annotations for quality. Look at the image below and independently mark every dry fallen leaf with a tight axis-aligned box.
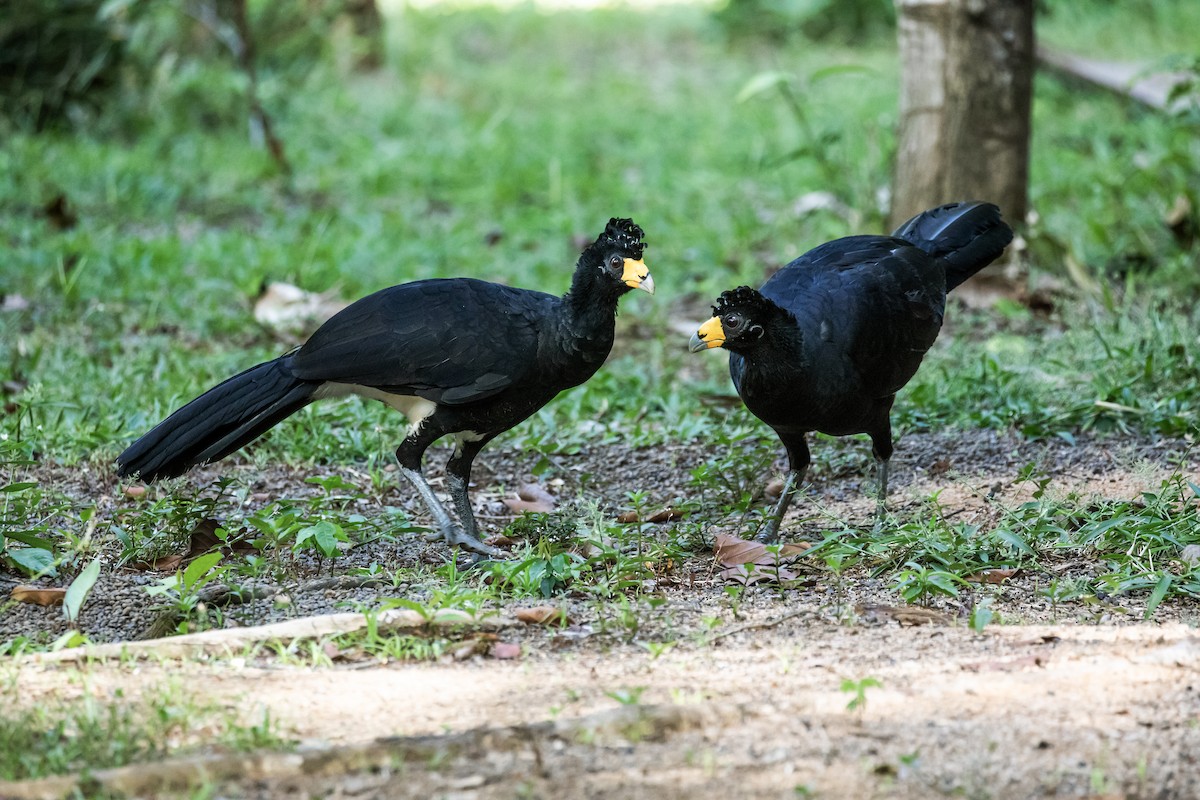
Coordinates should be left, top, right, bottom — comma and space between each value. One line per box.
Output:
1, 294, 31, 312
713, 533, 809, 568
720, 564, 799, 586
11, 586, 66, 606
617, 508, 686, 524
151, 554, 184, 571
123, 485, 147, 500
503, 482, 556, 514
515, 606, 569, 626
254, 282, 349, 340
452, 641, 481, 661
490, 642, 522, 660
322, 641, 347, 661
518, 483, 555, 505
503, 499, 555, 514
855, 603, 951, 626
188, 518, 223, 554
965, 568, 1019, 584
185, 518, 255, 557
483, 534, 515, 548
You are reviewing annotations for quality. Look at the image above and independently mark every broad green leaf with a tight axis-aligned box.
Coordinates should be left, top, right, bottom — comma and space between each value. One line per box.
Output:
736, 70, 792, 104
182, 552, 223, 591
296, 521, 345, 557
63, 558, 102, 623
7, 547, 56, 577
313, 522, 345, 558
1, 482, 37, 493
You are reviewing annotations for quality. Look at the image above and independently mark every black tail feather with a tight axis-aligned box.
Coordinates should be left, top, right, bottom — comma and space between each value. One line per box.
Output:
116, 357, 316, 482
892, 201, 1014, 291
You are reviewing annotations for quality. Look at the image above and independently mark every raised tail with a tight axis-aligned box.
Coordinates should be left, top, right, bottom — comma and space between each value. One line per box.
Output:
116, 356, 316, 482
892, 201, 1014, 291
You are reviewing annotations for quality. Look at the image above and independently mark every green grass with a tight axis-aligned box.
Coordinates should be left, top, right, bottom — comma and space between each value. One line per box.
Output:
0, 677, 289, 782
2, 2, 1199, 633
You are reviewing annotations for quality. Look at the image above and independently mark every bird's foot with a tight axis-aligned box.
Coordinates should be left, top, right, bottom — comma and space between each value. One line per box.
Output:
870, 504, 892, 534
755, 522, 782, 545
427, 525, 506, 559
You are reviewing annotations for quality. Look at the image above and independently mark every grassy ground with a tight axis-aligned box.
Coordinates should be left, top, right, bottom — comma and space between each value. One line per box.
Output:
1, 0, 1199, 787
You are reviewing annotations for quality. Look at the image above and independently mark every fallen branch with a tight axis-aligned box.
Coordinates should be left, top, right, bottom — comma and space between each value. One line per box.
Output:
137, 575, 392, 640
1037, 44, 1190, 111
703, 609, 809, 646
27, 608, 515, 664
0, 703, 745, 800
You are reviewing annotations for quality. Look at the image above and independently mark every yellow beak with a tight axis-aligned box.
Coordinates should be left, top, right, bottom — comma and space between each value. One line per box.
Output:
689, 316, 725, 352
621, 258, 655, 294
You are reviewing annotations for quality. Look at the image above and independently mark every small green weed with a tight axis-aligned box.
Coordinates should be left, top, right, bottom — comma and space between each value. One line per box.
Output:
840, 676, 882, 715
0, 683, 290, 782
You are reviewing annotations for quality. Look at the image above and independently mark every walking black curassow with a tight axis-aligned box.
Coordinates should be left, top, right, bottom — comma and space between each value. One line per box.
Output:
117, 218, 653, 557
689, 201, 1012, 542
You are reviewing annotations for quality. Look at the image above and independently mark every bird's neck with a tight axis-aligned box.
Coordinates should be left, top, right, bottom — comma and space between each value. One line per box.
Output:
733, 308, 807, 367
559, 259, 624, 333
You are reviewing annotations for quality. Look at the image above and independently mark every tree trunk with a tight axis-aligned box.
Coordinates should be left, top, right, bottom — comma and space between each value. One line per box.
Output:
890, 0, 1034, 234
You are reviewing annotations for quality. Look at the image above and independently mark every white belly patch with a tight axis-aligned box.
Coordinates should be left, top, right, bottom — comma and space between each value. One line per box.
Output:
315, 382, 437, 436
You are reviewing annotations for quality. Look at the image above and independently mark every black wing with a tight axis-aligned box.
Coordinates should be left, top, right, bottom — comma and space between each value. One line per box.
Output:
761, 235, 946, 397
290, 278, 551, 405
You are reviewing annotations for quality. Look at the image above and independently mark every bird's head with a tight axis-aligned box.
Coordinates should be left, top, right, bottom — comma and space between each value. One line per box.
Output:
689, 286, 776, 353
586, 217, 654, 295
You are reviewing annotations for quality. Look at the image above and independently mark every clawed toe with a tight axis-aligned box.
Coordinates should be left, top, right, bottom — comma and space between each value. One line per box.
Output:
440, 526, 506, 558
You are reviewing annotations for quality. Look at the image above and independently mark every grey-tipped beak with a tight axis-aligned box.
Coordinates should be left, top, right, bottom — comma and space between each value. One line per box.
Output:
690, 316, 725, 353
621, 258, 654, 295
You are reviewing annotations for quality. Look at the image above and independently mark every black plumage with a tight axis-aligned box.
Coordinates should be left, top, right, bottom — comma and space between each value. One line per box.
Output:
689, 202, 1013, 541
118, 218, 653, 555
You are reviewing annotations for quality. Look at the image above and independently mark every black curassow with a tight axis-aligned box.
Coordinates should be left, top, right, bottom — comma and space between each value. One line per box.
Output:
117, 218, 653, 556
689, 201, 1013, 542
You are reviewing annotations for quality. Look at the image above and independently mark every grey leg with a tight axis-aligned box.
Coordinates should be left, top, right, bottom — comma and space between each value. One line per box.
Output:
868, 414, 894, 524
757, 435, 810, 544
875, 456, 890, 519
757, 467, 804, 544
399, 465, 502, 557
445, 435, 495, 546
445, 473, 479, 540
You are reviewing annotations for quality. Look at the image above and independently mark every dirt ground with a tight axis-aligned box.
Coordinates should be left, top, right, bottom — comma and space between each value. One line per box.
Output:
3, 431, 1200, 798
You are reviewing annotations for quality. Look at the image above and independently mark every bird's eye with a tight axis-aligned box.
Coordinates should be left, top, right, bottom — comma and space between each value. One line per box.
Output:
724, 314, 742, 330
609, 255, 623, 269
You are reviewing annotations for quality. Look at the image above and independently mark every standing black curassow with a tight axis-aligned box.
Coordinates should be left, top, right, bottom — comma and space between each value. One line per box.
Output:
689, 201, 1013, 542
117, 218, 653, 557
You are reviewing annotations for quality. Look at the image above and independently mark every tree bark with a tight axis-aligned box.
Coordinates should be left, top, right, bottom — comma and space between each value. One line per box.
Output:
890, 0, 1034, 233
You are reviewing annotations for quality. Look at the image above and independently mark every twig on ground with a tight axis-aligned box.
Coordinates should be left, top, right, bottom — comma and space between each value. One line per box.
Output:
27, 608, 515, 664
138, 575, 392, 640
702, 609, 808, 646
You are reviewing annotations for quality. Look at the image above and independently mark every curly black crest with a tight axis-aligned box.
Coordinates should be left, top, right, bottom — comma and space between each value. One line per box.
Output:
598, 217, 646, 260
712, 285, 771, 317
